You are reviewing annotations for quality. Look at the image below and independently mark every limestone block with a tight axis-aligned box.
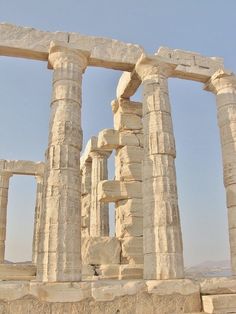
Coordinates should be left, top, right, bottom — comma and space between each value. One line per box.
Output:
98, 180, 142, 202
119, 264, 143, 279
117, 146, 144, 164
118, 163, 142, 181
0, 159, 44, 176
200, 277, 236, 295
80, 136, 98, 166
0, 281, 29, 301
116, 198, 143, 217
144, 131, 176, 156
116, 215, 143, 237
97, 129, 140, 150
69, 32, 144, 71
202, 294, 236, 313
99, 265, 120, 279
0, 264, 36, 280
82, 264, 95, 278
144, 252, 184, 279
156, 46, 224, 82
112, 99, 142, 117
143, 155, 176, 181
121, 237, 143, 264
81, 237, 121, 265
91, 280, 145, 301
143, 111, 174, 134
116, 71, 141, 98
146, 279, 199, 295
143, 225, 182, 254
0, 23, 68, 60
114, 113, 142, 131
30, 282, 91, 303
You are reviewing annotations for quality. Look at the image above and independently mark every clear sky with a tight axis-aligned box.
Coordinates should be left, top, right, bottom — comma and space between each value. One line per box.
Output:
0, 0, 236, 267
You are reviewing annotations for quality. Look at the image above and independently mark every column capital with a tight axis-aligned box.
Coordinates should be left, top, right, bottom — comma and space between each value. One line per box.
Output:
35, 175, 43, 185
204, 69, 236, 94
0, 171, 12, 179
135, 54, 174, 81
90, 149, 111, 159
48, 41, 89, 72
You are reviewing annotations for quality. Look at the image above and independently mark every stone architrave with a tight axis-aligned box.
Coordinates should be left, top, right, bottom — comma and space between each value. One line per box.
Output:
205, 70, 236, 274
0, 171, 12, 263
90, 151, 110, 237
32, 175, 43, 265
37, 42, 88, 282
135, 56, 184, 280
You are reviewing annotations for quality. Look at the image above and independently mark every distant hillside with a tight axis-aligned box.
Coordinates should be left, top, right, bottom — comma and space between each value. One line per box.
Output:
185, 260, 231, 278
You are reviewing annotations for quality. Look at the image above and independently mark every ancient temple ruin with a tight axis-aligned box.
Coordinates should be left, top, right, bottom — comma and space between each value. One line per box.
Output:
0, 23, 236, 313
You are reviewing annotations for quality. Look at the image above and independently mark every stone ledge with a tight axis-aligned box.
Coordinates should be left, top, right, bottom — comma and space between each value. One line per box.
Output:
200, 277, 236, 295
202, 294, 236, 313
0, 279, 200, 303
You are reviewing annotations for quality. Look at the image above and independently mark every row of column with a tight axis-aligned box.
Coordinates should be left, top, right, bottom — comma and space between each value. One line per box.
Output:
81, 148, 110, 238
1, 42, 235, 282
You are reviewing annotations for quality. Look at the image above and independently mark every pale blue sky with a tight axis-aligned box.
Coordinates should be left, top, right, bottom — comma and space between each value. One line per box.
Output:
0, 0, 236, 266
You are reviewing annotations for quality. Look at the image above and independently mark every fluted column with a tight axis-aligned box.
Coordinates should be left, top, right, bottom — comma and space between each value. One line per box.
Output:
81, 161, 92, 237
0, 171, 12, 263
37, 42, 88, 282
205, 70, 236, 274
90, 151, 110, 236
32, 175, 43, 264
136, 57, 184, 279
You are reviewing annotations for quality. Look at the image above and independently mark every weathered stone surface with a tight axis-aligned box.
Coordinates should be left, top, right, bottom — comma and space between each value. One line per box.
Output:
114, 112, 142, 131
156, 46, 224, 82
0, 159, 44, 176
0, 281, 29, 301
98, 180, 142, 202
91, 280, 145, 301
146, 279, 199, 295
202, 294, 236, 313
112, 99, 142, 117
116, 215, 143, 237
0, 264, 36, 280
82, 237, 121, 265
0, 23, 144, 71
97, 129, 140, 150
200, 277, 236, 295
117, 146, 143, 164
69, 32, 144, 71
119, 264, 143, 279
121, 237, 143, 264
30, 282, 91, 302
116, 71, 142, 98
99, 265, 120, 279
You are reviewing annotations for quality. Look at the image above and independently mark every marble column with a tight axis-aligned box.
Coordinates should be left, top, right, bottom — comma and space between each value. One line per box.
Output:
81, 161, 92, 237
37, 42, 88, 282
205, 70, 236, 274
136, 57, 184, 279
90, 151, 110, 236
0, 171, 12, 263
32, 175, 43, 265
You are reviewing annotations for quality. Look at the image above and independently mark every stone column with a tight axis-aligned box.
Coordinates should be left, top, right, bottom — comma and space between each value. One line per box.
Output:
90, 151, 110, 236
81, 161, 92, 237
0, 171, 12, 263
32, 175, 43, 264
37, 42, 88, 282
205, 70, 236, 274
136, 57, 184, 279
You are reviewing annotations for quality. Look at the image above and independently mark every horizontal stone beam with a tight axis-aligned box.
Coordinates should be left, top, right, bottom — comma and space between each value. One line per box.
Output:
80, 136, 112, 169
0, 159, 44, 176
97, 129, 141, 150
0, 263, 36, 280
116, 47, 225, 98
0, 23, 144, 71
98, 180, 142, 202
